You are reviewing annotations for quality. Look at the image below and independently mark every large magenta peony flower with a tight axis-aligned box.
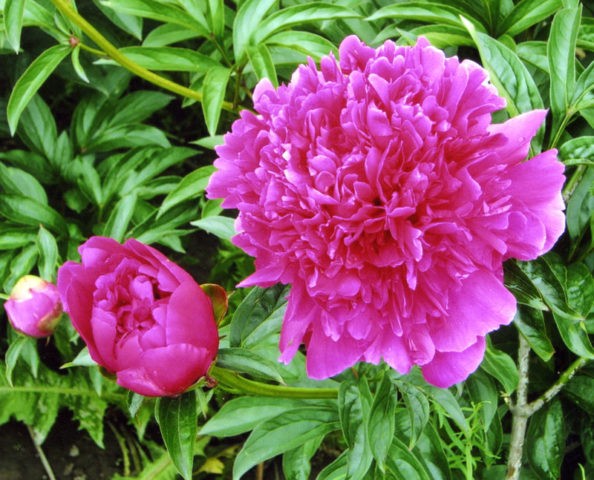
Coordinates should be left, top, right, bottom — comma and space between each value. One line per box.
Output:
207, 36, 565, 387
4, 275, 62, 338
57, 237, 219, 396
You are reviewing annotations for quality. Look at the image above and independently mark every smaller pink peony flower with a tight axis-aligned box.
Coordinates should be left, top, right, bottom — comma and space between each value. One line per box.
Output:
57, 237, 219, 397
4, 275, 62, 338
207, 35, 566, 388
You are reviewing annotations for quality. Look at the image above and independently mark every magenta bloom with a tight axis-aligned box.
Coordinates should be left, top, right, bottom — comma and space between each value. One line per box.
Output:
57, 237, 219, 397
207, 36, 565, 387
4, 275, 62, 338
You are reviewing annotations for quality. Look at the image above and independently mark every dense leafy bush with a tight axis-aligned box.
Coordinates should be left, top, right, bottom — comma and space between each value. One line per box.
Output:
1, 1, 593, 479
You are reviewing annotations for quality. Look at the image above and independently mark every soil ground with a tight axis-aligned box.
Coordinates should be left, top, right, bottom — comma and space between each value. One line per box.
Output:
0, 411, 121, 480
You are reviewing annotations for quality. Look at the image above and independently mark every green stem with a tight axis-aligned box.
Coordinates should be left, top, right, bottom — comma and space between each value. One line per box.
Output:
209, 366, 338, 399
523, 356, 588, 417
28, 425, 57, 480
49, 0, 236, 112
549, 109, 574, 149
78, 41, 106, 57
506, 334, 531, 480
562, 164, 586, 203
506, 333, 590, 480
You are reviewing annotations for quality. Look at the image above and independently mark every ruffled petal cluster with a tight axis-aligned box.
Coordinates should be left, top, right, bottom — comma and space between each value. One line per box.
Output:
58, 237, 219, 396
207, 36, 565, 387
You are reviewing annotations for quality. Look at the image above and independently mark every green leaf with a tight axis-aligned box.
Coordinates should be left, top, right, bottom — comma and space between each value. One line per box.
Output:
369, 2, 480, 29
87, 125, 170, 152
246, 44, 278, 87
316, 452, 348, 480
254, 3, 359, 44
202, 66, 231, 135
229, 285, 288, 348
97, 46, 219, 71
207, 0, 225, 37
156, 391, 198, 480
413, 422, 452, 480
567, 262, 594, 316
4, 246, 38, 292
426, 386, 468, 432
551, 308, 594, 359
5, 0, 26, 52
0, 195, 67, 233
406, 24, 474, 49
548, 4, 581, 136
216, 348, 284, 383
564, 375, 594, 412
37, 227, 59, 282
0, 163, 47, 204
283, 437, 324, 480
76, 160, 103, 206
514, 307, 555, 362
94, 0, 143, 39
338, 381, 373, 479
466, 371, 498, 431
17, 95, 58, 159
70, 45, 90, 83
5, 336, 38, 386
565, 166, 594, 238
108, 90, 174, 126
560, 136, 594, 164
463, 20, 544, 120
7, 44, 70, 135
143, 23, 199, 47
101, 0, 208, 34
481, 345, 519, 394
572, 61, 594, 109
233, 408, 339, 480
517, 41, 549, 73
367, 373, 397, 470
191, 215, 235, 241
498, 0, 562, 36
200, 396, 319, 437
520, 256, 594, 358
0, 229, 36, 251
158, 166, 214, 218
102, 193, 138, 242
61, 347, 97, 369
394, 380, 430, 448
505, 261, 548, 310
0, 150, 52, 181
526, 399, 566, 479
232, 0, 276, 62
265, 31, 337, 60
385, 437, 433, 480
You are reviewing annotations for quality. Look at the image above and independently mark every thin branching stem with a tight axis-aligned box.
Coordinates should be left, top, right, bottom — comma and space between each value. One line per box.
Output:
507, 332, 590, 479
506, 334, 531, 480
49, 0, 237, 112
27, 425, 57, 480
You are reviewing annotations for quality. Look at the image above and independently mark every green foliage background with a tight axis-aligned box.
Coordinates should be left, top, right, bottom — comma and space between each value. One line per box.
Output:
1, 0, 594, 479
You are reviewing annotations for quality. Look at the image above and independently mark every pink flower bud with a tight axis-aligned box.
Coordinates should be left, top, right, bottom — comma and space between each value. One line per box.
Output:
57, 237, 220, 397
4, 275, 62, 338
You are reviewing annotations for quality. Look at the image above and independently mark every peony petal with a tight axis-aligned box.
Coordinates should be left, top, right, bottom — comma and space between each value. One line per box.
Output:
165, 280, 218, 355
488, 110, 547, 164
305, 328, 367, 379
117, 344, 211, 397
505, 149, 565, 259
90, 307, 119, 372
429, 270, 516, 352
421, 337, 486, 388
